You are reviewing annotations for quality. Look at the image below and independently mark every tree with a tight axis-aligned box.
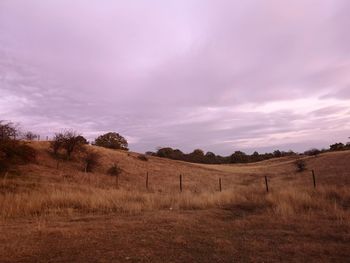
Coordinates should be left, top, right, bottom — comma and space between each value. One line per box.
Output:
94, 132, 128, 150
76, 135, 89, 145
330, 143, 345, 151
50, 133, 65, 155
251, 151, 262, 162
62, 131, 85, 159
50, 130, 85, 159
273, 150, 282, 158
0, 121, 19, 141
230, 151, 248, 163
156, 147, 174, 158
187, 149, 205, 163
172, 149, 184, 160
24, 131, 38, 141
205, 151, 217, 164
304, 148, 321, 156
0, 121, 36, 173
82, 149, 100, 172
107, 163, 123, 189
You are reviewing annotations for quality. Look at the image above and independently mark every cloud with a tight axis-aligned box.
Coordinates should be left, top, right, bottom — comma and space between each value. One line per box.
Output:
0, 0, 350, 154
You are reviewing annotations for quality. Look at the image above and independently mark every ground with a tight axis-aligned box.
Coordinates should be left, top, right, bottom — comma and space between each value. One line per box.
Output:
1, 209, 349, 263
0, 142, 349, 262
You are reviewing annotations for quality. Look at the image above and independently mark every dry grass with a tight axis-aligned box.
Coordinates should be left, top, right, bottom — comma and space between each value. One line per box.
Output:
1, 142, 350, 262
1, 176, 349, 225
0, 142, 349, 221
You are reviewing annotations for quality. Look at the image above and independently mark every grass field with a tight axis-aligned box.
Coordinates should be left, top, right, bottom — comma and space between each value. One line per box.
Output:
0, 142, 349, 262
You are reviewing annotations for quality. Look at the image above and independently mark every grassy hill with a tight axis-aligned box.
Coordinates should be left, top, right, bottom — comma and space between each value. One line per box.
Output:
0, 142, 349, 262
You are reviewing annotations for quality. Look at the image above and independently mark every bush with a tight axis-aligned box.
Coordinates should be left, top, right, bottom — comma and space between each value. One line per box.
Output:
23, 131, 38, 141
0, 140, 37, 173
50, 130, 85, 159
137, 154, 148, 161
304, 148, 321, 156
294, 159, 306, 172
94, 132, 128, 151
0, 151, 9, 173
107, 163, 122, 176
50, 133, 65, 156
82, 150, 100, 172
0, 121, 36, 174
330, 143, 345, 151
0, 121, 19, 141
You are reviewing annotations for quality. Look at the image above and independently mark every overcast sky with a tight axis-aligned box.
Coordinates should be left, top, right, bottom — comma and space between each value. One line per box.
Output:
1, 0, 350, 154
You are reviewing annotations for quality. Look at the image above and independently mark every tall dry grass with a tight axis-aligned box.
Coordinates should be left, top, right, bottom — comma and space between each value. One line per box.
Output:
1, 175, 349, 224
1, 142, 349, 223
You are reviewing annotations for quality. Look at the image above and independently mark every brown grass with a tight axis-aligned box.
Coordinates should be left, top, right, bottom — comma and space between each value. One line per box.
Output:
1, 142, 350, 262
1, 142, 349, 223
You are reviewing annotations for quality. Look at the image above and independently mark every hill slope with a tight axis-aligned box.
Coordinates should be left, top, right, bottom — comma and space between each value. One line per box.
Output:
13, 141, 350, 194
0, 142, 349, 262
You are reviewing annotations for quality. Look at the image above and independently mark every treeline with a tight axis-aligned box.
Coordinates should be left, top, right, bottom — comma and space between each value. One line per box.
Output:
146, 148, 297, 164
148, 141, 350, 165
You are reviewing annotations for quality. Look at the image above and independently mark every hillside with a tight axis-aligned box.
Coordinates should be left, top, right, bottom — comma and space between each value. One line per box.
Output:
0, 142, 350, 262
8, 141, 350, 195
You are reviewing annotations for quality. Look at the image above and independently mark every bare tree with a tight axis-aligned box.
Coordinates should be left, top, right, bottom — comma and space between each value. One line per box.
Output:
0, 121, 19, 141
24, 131, 38, 141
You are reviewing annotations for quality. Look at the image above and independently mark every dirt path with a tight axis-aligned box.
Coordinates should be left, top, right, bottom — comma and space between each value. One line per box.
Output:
1, 208, 349, 263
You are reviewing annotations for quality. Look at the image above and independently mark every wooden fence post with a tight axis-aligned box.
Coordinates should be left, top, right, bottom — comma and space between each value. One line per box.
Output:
219, 178, 222, 192
179, 174, 183, 192
312, 170, 316, 188
265, 176, 269, 193
146, 172, 149, 190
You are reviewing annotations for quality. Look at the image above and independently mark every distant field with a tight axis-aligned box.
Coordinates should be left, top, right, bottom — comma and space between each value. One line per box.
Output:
0, 142, 349, 262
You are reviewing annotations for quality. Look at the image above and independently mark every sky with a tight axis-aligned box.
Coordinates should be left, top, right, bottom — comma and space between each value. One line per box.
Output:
1, 0, 350, 155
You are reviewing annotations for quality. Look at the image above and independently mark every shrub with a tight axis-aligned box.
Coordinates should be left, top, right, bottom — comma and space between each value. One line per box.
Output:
0, 121, 36, 174
76, 135, 89, 145
304, 148, 321, 156
330, 143, 345, 151
0, 121, 19, 141
137, 154, 148, 161
230, 151, 249, 163
0, 150, 9, 173
107, 163, 122, 176
82, 150, 101, 172
23, 131, 38, 141
94, 132, 128, 150
294, 159, 306, 172
50, 130, 85, 159
0, 140, 37, 173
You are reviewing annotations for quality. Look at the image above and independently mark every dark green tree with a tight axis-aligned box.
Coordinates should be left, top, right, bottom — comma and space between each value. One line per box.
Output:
94, 132, 128, 151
